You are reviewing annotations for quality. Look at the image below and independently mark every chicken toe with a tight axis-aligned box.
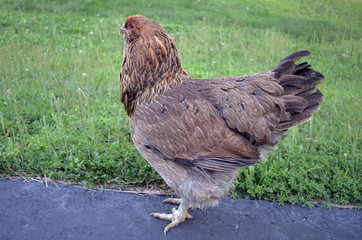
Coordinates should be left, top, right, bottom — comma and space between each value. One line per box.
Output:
162, 198, 182, 205
150, 200, 192, 234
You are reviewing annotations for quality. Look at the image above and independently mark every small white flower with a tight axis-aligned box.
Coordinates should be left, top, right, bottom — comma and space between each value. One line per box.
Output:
82, 36, 86, 39
212, 61, 216, 64
82, 73, 87, 77
82, 18, 85, 22
25, 68, 29, 71
79, 50, 83, 54
100, 19, 103, 23
44, 26, 48, 30
341, 53, 347, 57
89, 31, 93, 35
23, 19, 27, 23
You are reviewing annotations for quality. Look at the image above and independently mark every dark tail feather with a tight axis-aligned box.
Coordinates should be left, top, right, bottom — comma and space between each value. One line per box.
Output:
280, 50, 310, 62
272, 50, 324, 130
273, 50, 311, 78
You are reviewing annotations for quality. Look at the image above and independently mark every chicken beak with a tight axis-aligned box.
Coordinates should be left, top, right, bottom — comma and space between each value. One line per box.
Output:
119, 25, 126, 34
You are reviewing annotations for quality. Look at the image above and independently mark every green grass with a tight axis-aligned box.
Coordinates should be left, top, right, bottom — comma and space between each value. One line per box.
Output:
0, 0, 361, 207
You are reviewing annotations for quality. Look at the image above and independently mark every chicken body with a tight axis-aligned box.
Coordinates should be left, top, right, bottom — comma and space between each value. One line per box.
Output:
131, 83, 252, 208
119, 15, 323, 234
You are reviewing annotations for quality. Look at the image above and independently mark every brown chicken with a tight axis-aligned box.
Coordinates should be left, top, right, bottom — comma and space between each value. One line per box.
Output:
119, 15, 323, 234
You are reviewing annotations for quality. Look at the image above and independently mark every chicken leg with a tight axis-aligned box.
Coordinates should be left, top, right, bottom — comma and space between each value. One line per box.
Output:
150, 198, 192, 234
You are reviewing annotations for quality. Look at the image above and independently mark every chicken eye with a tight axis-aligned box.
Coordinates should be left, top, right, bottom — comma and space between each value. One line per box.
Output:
128, 23, 135, 29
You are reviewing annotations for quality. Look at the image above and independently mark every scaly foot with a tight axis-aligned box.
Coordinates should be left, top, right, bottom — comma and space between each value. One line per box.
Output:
150, 199, 192, 234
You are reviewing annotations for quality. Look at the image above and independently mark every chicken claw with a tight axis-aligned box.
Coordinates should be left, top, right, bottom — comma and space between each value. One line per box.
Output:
150, 200, 192, 234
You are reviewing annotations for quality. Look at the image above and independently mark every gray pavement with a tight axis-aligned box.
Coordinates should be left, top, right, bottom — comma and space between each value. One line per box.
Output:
0, 178, 361, 240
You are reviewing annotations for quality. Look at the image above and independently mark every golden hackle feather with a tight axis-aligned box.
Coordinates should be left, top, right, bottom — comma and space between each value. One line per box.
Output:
120, 15, 188, 116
